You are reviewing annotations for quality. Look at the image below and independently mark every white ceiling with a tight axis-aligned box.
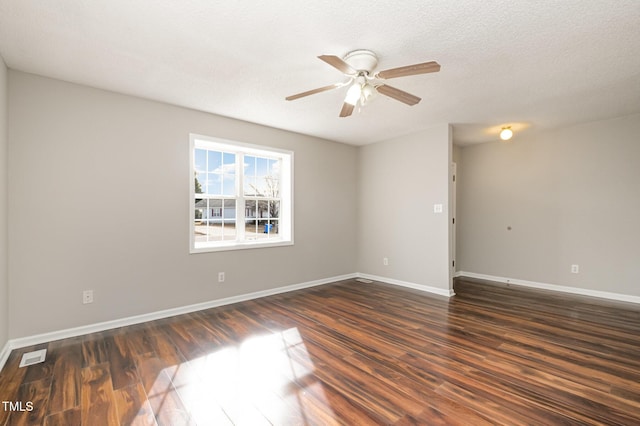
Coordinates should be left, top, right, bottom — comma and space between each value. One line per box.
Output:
1, 0, 639, 146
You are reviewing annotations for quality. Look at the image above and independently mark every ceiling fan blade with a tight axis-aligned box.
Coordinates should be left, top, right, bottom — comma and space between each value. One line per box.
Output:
376, 84, 421, 106
285, 83, 342, 101
339, 103, 355, 117
318, 55, 357, 75
375, 61, 440, 79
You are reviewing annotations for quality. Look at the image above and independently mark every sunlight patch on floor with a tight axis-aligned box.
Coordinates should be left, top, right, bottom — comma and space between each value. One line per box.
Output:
151, 327, 334, 424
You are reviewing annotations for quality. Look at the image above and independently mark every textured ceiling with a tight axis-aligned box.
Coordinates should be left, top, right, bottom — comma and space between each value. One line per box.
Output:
1, 0, 639, 146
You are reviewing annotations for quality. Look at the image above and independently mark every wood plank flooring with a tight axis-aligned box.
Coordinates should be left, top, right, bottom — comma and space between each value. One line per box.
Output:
1, 277, 639, 425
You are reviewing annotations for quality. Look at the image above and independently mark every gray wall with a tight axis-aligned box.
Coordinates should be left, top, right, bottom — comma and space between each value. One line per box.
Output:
8, 71, 358, 338
357, 124, 453, 293
0, 58, 7, 350
10, 66, 636, 342
457, 113, 640, 297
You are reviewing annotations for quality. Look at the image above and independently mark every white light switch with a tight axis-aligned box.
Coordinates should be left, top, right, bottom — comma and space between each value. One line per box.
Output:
433, 204, 443, 213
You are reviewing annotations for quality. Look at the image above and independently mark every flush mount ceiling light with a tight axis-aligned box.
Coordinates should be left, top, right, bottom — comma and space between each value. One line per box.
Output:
500, 126, 513, 141
285, 49, 441, 117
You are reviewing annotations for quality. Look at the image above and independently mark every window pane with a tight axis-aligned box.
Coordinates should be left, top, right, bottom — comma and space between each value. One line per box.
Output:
244, 177, 258, 196
222, 174, 235, 196
258, 200, 269, 218
194, 198, 207, 242
245, 200, 256, 218
223, 199, 236, 219
245, 219, 260, 241
252, 177, 267, 195
266, 220, 278, 235
194, 198, 206, 243
245, 156, 256, 177
206, 173, 221, 195
264, 177, 279, 198
268, 200, 280, 219
268, 159, 280, 177
194, 222, 209, 243
208, 150, 222, 172
208, 199, 222, 219
216, 152, 236, 196
195, 149, 207, 173
194, 199, 205, 220
220, 199, 236, 241
196, 172, 207, 194
256, 157, 268, 179
223, 153, 236, 174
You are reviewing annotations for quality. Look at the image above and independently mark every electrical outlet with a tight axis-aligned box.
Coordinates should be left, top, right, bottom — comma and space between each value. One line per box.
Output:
218, 272, 225, 283
383, 257, 389, 266
83, 290, 93, 304
571, 264, 579, 274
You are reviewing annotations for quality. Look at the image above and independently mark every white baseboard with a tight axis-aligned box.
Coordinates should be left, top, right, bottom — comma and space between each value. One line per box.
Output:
357, 273, 455, 297
456, 271, 640, 305
6, 273, 357, 354
0, 340, 10, 372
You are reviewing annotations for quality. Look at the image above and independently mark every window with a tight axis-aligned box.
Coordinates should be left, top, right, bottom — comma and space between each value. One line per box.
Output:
190, 134, 293, 253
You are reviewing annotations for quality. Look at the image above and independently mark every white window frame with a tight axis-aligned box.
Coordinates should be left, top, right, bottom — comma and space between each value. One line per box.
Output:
189, 133, 294, 253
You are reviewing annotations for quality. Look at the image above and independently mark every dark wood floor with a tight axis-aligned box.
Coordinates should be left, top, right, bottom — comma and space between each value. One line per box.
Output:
1, 277, 639, 425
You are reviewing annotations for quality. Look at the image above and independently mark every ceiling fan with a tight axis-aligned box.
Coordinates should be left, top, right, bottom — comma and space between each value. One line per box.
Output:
285, 49, 440, 117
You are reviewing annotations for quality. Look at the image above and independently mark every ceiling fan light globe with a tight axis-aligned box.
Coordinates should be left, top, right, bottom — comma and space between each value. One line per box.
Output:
345, 83, 362, 106
361, 84, 376, 104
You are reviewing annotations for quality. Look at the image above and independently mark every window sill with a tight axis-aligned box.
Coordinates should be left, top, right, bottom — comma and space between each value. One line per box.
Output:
190, 239, 294, 254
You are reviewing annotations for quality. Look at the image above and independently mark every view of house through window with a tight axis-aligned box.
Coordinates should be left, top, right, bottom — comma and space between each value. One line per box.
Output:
190, 134, 293, 252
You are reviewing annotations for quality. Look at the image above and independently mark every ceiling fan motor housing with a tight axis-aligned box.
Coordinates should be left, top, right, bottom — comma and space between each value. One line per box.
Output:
343, 49, 378, 74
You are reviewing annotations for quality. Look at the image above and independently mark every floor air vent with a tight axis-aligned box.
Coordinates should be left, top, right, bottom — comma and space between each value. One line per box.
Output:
19, 349, 47, 368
